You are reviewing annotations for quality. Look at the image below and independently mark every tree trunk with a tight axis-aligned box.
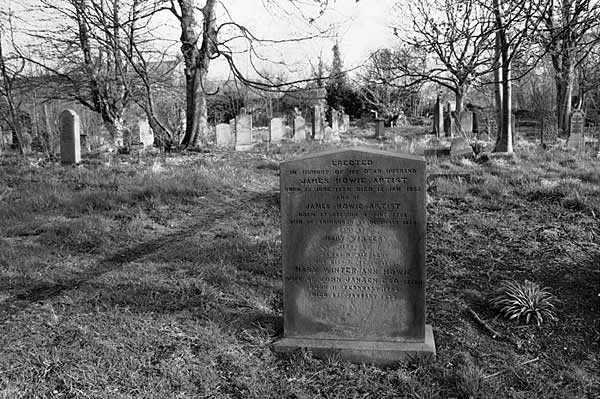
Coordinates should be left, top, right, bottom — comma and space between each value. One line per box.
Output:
178, 0, 217, 148
493, 0, 513, 154
494, 33, 503, 143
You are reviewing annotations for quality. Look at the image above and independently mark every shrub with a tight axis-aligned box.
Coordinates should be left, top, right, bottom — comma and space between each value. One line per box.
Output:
490, 280, 558, 326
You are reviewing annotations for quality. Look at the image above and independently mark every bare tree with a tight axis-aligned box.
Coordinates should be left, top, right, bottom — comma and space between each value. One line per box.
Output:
359, 47, 424, 122
537, 0, 600, 135
167, 0, 333, 148
0, 11, 29, 154
20, 0, 160, 147
394, 0, 496, 119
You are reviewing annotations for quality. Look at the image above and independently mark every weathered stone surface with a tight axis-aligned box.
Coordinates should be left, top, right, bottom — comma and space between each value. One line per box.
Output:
450, 137, 474, 158
59, 109, 81, 164
331, 109, 340, 132
375, 118, 385, 139
312, 106, 324, 140
235, 109, 253, 151
293, 116, 306, 142
216, 123, 232, 147
133, 120, 153, 149
269, 118, 284, 142
568, 110, 585, 150
342, 114, 350, 132
274, 147, 435, 365
459, 111, 473, 136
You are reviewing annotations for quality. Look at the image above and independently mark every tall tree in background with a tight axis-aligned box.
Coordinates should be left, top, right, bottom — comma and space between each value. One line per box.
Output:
359, 47, 424, 121
325, 41, 361, 117
396, 0, 496, 120
537, 0, 600, 135
0, 23, 28, 154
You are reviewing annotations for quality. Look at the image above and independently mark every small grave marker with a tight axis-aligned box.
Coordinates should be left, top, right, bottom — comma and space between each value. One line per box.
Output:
568, 110, 585, 151
270, 118, 284, 142
59, 109, 81, 164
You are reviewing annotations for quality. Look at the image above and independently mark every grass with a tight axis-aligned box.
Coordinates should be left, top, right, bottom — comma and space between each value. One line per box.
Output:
1, 136, 599, 398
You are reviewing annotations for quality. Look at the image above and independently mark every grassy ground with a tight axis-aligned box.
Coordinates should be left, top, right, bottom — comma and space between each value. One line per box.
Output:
0, 134, 599, 398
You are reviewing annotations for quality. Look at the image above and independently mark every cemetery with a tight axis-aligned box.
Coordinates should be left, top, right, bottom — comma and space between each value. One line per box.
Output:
1, 1, 599, 398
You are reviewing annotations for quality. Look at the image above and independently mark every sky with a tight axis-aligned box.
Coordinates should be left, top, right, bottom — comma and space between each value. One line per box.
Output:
2, 0, 401, 81
203, 0, 401, 80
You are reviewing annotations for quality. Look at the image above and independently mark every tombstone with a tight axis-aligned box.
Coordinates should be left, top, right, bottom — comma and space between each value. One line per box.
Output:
459, 111, 473, 136
269, 118, 284, 142
311, 106, 323, 140
132, 120, 153, 149
216, 123, 232, 147
235, 108, 253, 151
450, 137, 474, 158
59, 109, 81, 164
331, 109, 340, 132
434, 96, 443, 137
293, 115, 306, 142
273, 147, 435, 365
337, 112, 346, 132
568, 110, 585, 150
444, 114, 456, 137
374, 118, 385, 139
322, 126, 333, 142
342, 114, 350, 132
472, 112, 479, 135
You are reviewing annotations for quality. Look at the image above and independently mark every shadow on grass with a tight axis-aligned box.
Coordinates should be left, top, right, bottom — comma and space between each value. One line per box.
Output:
0, 188, 283, 327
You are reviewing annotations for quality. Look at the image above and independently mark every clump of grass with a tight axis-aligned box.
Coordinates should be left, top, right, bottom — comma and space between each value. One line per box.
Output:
490, 280, 559, 326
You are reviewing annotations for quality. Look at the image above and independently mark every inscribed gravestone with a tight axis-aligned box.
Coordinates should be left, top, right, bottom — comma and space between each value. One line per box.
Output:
293, 115, 306, 142
568, 110, 585, 150
274, 147, 436, 365
59, 109, 81, 164
216, 123, 232, 147
235, 108, 253, 151
270, 118, 284, 142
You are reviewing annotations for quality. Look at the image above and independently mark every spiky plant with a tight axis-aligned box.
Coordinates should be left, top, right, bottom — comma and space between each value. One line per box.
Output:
490, 280, 558, 326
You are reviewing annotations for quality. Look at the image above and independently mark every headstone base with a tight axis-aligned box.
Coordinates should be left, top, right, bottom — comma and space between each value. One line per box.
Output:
235, 144, 254, 151
273, 325, 436, 366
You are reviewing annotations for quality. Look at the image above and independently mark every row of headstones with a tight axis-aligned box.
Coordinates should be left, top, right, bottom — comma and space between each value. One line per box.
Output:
433, 98, 482, 138
215, 106, 350, 149
59, 109, 154, 164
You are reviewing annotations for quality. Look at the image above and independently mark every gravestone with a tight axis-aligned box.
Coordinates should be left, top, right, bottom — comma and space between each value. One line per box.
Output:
342, 114, 350, 132
274, 147, 436, 365
133, 120, 153, 149
459, 111, 473, 136
450, 137, 474, 158
235, 108, 253, 151
331, 109, 340, 132
444, 114, 456, 137
59, 109, 81, 164
270, 118, 284, 142
312, 106, 324, 140
293, 115, 306, 142
216, 123, 232, 147
323, 126, 333, 142
434, 96, 443, 137
568, 110, 585, 150
374, 118, 385, 139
